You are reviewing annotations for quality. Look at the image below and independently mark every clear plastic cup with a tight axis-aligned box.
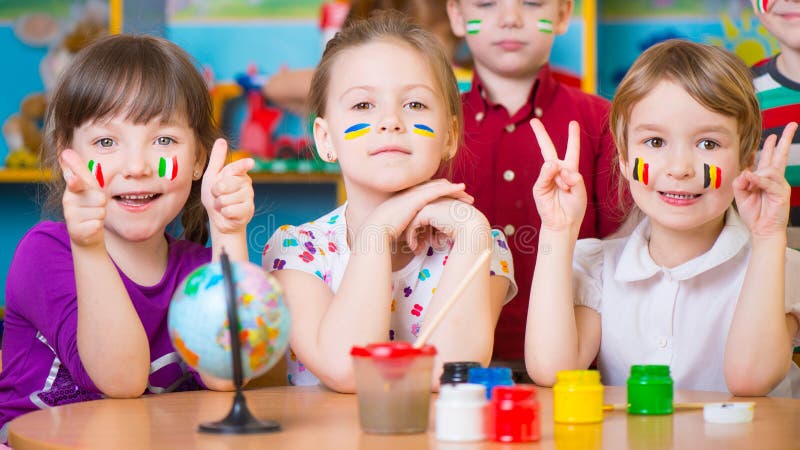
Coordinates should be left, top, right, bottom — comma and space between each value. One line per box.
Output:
350, 342, 437, 434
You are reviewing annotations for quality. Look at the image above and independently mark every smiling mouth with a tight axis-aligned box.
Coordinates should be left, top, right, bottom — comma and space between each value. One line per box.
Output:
659, 191, 702, 200
369, 147, 411, 156
114, 193, 162, 206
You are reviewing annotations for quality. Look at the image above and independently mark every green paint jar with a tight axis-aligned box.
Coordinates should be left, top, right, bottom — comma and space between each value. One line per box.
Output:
626, 365, 673, 415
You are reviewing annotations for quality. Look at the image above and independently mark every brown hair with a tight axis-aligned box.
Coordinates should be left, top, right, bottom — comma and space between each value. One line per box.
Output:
41, 34, 219, 244
610, 39, 761, 168
308, 9, 463, 155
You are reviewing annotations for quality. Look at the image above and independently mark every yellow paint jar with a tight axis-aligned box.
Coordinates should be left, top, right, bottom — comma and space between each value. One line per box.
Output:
553, 370, 603, 424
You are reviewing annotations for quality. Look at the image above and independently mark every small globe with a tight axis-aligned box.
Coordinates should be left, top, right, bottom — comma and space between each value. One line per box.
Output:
168, 260, 290, 380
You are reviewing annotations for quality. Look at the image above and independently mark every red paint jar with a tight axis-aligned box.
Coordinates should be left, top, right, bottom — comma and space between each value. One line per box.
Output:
490, 385, 540, 442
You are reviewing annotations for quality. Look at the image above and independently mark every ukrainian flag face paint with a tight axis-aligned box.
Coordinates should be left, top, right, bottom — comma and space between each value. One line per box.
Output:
632, 157, 649, 186
413, 124, 435, 138
344, 123, 370, 140
703, 163, 722, 189
158, 156, 178, 181
87, 160, 104, 188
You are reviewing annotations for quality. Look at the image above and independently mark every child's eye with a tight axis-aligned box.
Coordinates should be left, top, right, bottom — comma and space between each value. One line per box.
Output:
155, 136, 176, 146
475, 1, 495, 7
405, 101, 427, 111
95, 138, 115, 148
523, 1, 542, 6
352, 102, 373, 111
697, 139, 719, 151
644, 137, 664, 148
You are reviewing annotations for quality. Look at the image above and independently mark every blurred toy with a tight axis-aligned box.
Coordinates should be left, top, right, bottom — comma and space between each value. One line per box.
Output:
2, 94, 46, 168
236, 65, 283, 160
4, 1, 108, 168
320, 0, 350, 49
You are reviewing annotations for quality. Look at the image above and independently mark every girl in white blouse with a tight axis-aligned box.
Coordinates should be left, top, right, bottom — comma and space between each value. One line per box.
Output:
524, 39, 800, 397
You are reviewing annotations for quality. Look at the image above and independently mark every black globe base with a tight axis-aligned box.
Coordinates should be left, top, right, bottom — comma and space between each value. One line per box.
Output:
199, 390, 281, 434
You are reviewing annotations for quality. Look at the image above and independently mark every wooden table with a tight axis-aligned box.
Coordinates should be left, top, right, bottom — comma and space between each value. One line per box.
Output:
8, 385, 800, 449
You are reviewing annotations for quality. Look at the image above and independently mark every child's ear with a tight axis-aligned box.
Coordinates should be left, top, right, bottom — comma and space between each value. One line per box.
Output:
313, 116, 337, 162
446, 0, 468, 38
194, 149, 208, 180
555, 0, 574, 35
618, 153, 630, 180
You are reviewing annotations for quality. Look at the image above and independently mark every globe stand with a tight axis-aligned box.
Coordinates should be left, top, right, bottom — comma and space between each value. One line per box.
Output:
198, 251, 282, 434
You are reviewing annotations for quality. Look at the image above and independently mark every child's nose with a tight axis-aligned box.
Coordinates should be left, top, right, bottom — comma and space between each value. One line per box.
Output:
666, 147, 696, 180
498, 3, 524, 28
377, 112, 404, 133
122, 151, 153, 178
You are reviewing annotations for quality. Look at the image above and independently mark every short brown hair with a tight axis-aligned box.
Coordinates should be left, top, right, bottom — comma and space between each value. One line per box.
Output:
308, 9, 463, 154
610, 39, 761, 168
41, 34, 219, 244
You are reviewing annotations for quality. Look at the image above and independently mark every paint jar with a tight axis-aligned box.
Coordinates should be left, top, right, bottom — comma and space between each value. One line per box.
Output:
440, 361, 481, 385
627, 365, 673, 415
553, 369, 604, 424
350, 342, 437, 434
489, 385, 540, 442
554, 423, 602, 450
435, 383, 487, 441
468, 367, 514, 399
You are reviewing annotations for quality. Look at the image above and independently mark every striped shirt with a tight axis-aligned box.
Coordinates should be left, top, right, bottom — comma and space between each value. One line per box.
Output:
752, 56, 800, 206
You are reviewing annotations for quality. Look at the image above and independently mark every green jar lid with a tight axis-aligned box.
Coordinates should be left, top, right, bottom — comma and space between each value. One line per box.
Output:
630, 365, 671, 378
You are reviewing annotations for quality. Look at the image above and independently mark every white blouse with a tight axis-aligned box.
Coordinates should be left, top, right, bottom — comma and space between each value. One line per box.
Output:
572, 208, 800, 397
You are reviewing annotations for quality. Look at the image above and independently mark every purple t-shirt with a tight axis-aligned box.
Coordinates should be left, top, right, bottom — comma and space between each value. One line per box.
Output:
0, 221, 212, 438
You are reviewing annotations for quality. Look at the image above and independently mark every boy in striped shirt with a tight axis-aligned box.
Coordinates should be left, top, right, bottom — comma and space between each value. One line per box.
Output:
751, 0, 800, 223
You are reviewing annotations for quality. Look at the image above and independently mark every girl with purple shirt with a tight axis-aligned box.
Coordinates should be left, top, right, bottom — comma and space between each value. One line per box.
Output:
0, 34, 256, 440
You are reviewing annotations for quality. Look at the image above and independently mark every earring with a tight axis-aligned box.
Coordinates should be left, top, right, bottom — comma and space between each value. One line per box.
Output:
327, 152, 337, 162
193, 169, 201, 178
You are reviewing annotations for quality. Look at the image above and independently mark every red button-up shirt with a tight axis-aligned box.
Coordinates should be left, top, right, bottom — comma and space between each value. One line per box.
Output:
449, 65, 625, 360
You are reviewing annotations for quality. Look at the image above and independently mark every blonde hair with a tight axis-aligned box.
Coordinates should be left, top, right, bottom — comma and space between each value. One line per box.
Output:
41, 34, 219, 244
610, 39, 761, 168
308, 9, 463, 153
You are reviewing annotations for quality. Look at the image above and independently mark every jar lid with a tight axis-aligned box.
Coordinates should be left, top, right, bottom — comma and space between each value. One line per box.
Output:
703, 402, 755, 424
441, 361, 482, 384
630, 365, 671, 377
350, 341, 437, 358
492, 385, 537, 402
468, 366, 513, 384
556, 369, 600, 384
439, 383, 487, 403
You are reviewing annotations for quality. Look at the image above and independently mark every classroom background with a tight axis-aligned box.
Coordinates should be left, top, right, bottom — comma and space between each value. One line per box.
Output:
0, 0, 778, 310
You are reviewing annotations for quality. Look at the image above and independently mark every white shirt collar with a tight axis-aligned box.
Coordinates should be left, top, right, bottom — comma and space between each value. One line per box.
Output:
614, 207, 751, 282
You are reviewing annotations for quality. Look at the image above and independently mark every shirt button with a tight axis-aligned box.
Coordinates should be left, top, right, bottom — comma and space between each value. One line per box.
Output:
505, 123, 516, 133
475, 111, 485, 122
503, 170, 515, 182
657, 336, 668, 348
534, 107, 543, 118
504, 224, 516, 236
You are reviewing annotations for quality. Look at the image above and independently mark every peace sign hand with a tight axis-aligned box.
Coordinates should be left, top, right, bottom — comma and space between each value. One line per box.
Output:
734, 122, 798, 239
530, 119, 587, 234
60, 149, 107, 248
201, 139, 255, 235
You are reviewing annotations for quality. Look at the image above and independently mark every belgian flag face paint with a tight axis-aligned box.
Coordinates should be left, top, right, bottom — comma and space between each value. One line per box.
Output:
704, 163, 722, 189
632, 157, 649, 186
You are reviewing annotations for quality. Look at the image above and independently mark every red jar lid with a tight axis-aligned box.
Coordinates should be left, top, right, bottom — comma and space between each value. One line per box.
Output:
492, 385, 538, 402
350, 342, 437, 359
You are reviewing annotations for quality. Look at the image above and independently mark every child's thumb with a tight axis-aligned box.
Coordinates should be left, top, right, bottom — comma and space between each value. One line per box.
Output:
204, 138, 228, 179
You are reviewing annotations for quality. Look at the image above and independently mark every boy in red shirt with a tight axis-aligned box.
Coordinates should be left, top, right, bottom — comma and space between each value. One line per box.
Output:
445, 0, 624, 376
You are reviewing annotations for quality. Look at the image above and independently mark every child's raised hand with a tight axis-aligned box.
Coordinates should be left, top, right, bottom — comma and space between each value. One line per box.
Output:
734, 122, 798, 239
60, 149, 107, 247
201, 138, 255, 234
530, 119, 587, 233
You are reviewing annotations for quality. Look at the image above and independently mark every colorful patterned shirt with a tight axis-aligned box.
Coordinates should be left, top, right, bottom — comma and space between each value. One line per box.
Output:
262, 204, 518, 386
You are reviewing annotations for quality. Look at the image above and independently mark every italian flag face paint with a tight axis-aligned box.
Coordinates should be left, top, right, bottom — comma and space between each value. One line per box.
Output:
158, 156, 178, 181
466, 19, 481, 35
632, 157, 649, 186
755, 0, 770, 13
87, 160, 104, 188
537, 19, 554, 34
704, 163, 722, 189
